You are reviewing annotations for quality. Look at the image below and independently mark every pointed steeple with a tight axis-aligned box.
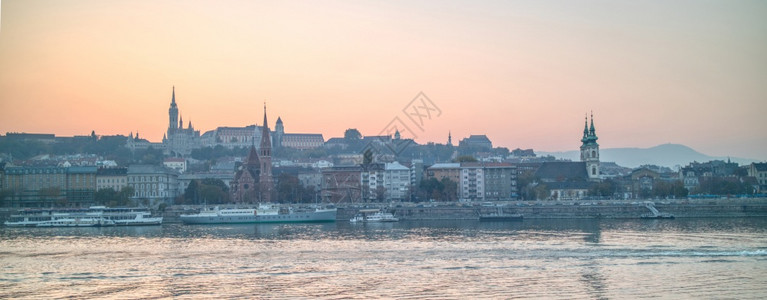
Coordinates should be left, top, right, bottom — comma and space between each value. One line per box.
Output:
245, 145, 260, 165
589, 111, 596, 136
259, 102, 273, 203
188, 120, 192, 129
179, 116, 183, 129
169, 86, 179, 132
260, 103, 272, 155
448, 131, 453, 146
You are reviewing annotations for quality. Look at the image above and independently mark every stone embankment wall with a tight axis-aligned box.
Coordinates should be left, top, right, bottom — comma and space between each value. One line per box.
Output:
340, 199, 767, 220
2, 199, 766, 224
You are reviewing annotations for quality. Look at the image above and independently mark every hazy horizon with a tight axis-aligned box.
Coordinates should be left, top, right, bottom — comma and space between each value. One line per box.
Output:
1, 1, 765, 159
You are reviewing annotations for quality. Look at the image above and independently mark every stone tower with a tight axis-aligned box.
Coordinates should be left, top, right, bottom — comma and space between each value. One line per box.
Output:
580, 113, 600, 180
274, 116, 284, 149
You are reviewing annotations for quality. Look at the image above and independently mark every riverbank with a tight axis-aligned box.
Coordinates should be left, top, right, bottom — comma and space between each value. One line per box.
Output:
3, 198, 766, 224
160, 198, 767, 223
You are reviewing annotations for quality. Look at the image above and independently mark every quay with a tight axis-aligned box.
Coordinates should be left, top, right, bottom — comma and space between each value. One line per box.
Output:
156, 198, 767, 223
3, 198, 766, 224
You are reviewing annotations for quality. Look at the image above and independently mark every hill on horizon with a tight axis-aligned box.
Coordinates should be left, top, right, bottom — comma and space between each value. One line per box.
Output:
538, 144, 762, 169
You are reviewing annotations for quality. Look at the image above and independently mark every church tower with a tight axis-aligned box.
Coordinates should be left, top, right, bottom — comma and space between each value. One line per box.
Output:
259, 104, 274, 202
580, 113, 600, 180
168, 86, 178, 136
274, 116, 284, 149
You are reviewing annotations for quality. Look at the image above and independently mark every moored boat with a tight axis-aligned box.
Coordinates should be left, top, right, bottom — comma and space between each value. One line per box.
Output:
478, 213, 524, 221
350, 209, 399, 223
478, 207, 523, 221
3, 206, 163, 227
179, 204, 337, 224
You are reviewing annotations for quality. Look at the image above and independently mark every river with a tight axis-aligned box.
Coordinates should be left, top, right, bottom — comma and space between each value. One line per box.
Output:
1, 218, 766, 299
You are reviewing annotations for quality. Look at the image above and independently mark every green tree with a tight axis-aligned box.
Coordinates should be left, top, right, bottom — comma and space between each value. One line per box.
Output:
276, 174, 301, 203
589, 179, 618, 197
440, 178, 458, 201
95, 188, 118, 206
344, 128, 362, 140
362, 148, 374, 166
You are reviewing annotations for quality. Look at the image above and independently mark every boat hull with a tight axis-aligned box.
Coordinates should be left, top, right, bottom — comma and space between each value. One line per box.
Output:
640, 215, 675, 219
180, 210, 337, 224
479, 214, 524, 221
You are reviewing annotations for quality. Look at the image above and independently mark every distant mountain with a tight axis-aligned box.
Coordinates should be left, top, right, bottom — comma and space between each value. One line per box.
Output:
538, 144, 761, 169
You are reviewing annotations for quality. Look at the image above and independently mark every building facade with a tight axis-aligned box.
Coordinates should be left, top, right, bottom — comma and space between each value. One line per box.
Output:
482, 163, 517, 200
127, 164, 180, 205
384, 162, 410, 201
460, 163, 484, 200
1, 165, 97, 207
230, 146, 261, 203
2, 166, 68, 207
426, 163, 461, 183
163, 157, 187, 173
321, 166, 363, 203
96, 167, 127, 191
748, 163, 767, 193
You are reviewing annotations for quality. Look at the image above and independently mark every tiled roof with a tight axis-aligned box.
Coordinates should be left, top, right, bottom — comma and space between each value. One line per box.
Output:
534, 162, 587, 181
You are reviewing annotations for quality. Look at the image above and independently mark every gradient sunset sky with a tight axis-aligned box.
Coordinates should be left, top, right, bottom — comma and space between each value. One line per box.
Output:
1, 0, 765, 159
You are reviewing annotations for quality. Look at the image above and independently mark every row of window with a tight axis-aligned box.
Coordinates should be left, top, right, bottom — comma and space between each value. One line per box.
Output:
128, 176, 170, 183
97, 178, 126, 183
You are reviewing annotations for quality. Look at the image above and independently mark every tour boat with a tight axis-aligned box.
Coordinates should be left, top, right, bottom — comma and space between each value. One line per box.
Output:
350, 209, 399, 223
479, 207, 524, 221
3, 206, 163, 227
179, 204, 337, 224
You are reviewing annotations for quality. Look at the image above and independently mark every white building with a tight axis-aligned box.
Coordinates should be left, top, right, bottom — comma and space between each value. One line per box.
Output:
163, 157, 187, 173
460, 164, 484, 201
127, 165, 180, 205
385, 162, 411, 201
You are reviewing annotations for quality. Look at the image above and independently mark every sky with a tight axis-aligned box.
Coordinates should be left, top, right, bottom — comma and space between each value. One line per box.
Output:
0, 0, 765, 160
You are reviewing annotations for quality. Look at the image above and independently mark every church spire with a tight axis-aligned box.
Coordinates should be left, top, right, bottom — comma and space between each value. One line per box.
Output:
259, 102, 273, 203
589, 111, 596, 136
168, 86, 179, 132
260, 103, 271, 155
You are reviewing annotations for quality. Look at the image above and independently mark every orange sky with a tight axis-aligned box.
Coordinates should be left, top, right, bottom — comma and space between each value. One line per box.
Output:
1, 0, 766, 159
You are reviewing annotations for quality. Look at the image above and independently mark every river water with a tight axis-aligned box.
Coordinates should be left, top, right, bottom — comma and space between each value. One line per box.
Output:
1, 218, 766, 299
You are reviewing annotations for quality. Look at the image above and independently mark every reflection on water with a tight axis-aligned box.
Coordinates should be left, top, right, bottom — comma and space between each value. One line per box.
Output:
1, 218, 766, 299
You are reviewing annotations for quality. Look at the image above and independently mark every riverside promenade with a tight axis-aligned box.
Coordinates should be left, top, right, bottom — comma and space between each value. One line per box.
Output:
4, 199, 765, 224
155, 198, 767, 223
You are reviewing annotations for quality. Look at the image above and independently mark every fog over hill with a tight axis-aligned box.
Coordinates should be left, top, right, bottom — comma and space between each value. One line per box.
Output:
538, 144, 762, 169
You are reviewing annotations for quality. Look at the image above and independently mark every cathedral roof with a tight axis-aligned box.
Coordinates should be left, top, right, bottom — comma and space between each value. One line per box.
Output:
244, 145, 260, 165
534, 162, 588, 182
